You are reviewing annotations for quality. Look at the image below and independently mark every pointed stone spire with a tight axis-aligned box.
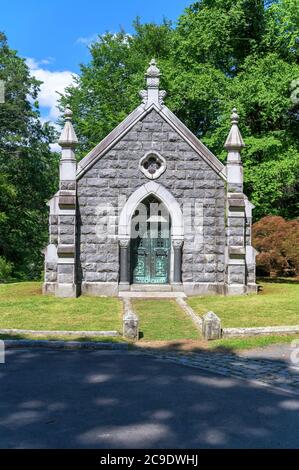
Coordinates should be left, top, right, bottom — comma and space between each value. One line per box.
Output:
58, 107, 78, 182
224, 108, 245, 192
139, 59, 166, 108
224, 108, 245, 151
58, 108, 78, 148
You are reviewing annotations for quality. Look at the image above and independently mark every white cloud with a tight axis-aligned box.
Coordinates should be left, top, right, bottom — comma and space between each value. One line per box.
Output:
26, 58, 78, 122
26, 58, 78, 152
76, 34, 98, 46
75, 32, 132, 47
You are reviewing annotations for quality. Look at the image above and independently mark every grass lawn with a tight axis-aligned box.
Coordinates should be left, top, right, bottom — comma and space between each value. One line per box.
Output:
208, 333, 299, 351
1, 280, 299, 352
132, 299, 200, 341
188, 281, 299, 328
0, 282, 122, 332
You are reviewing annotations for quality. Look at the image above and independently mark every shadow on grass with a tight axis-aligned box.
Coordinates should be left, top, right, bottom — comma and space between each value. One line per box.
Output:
0, 333, 125, 343
135, 336, 236, 355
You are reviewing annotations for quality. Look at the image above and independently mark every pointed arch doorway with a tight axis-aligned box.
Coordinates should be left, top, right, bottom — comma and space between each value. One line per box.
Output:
118, 182, 184, 289
131, 195, 170, 284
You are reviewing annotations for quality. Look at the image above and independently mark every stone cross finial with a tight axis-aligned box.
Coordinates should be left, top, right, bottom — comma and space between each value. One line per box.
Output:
139, 58, 166, 108
58, 107, 78, 148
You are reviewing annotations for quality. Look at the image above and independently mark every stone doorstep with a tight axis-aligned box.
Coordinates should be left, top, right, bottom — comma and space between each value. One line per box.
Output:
119, 291, 187, 299
130, 284, 173, 292
0, 328, 120, 337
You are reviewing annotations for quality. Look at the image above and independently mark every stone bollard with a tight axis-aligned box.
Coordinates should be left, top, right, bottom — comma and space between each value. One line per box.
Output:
202, 311, 222, 340
123, 299, 139, 341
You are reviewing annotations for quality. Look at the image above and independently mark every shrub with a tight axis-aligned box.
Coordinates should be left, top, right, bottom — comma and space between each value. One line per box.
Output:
0, 256, 13, 282
253, 216, 299, 277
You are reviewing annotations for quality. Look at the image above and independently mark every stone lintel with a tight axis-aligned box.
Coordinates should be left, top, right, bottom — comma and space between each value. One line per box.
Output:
59, 195, 76, 206
228, 198, 245, 208
228, 246, 246, 256
57, 244, 75, 256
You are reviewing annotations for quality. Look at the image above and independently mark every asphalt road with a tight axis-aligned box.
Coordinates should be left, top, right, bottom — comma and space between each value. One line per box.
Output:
0, 349, 299, 449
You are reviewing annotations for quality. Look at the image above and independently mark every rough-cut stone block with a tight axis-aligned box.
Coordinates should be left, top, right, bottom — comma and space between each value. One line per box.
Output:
123, 299, 139, 340
202, 311, 222, 340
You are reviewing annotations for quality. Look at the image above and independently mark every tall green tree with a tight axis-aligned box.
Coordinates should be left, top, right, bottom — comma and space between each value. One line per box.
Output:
62, 0, 299, 220
61, 20, 173, 158
0, 33, 59, 279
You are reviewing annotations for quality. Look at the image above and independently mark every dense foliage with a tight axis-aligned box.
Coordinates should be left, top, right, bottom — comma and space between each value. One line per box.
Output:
0, 1, 298, 281
0, 33, 58, 280
62, 0, 299, 220
253, 216, 299, 276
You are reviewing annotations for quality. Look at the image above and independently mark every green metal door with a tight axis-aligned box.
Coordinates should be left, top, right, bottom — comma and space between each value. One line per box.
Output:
131, 236, 170, 284
130, 194, 171, 284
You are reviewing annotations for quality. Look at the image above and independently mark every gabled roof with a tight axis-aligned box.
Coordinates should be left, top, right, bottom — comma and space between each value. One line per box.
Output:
76, 59, 226, 180
77, 102, 226, 180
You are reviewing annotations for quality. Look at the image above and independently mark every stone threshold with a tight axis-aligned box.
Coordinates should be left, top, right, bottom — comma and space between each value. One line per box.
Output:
0, 328, 120, 337
119, 292, 186, 299
130, 284, 182, 292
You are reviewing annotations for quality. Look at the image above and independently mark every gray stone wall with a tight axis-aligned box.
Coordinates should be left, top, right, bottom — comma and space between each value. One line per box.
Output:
77, 109, 226, 290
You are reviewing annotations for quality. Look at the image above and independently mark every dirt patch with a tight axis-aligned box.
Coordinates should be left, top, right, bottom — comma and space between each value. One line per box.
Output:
134, 339, 211, 354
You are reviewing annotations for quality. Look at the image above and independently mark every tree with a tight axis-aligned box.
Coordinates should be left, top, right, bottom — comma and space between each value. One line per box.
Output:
61, 0, 299, 220
173, 0, 266, 75
263, 0, 299, 63
61, 20, 174, 159
0, 33, 59, 280
253, 216, 299, 276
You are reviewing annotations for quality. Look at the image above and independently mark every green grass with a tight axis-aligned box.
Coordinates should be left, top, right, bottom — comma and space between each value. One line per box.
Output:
1, 280, 299, 351
133, 299, 200, 341
188, 281, 299, 328
0, 282, 122, 332
208, 334, 299, 351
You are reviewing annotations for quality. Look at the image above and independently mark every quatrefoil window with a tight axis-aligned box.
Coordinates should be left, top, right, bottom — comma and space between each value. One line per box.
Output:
139, 151, 166, 180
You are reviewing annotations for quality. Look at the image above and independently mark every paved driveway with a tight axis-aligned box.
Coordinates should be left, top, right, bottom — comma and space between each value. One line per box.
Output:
0, 349, 299, 448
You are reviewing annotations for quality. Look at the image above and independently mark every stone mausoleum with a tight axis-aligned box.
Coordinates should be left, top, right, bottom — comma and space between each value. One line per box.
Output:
43, 60, 257, 298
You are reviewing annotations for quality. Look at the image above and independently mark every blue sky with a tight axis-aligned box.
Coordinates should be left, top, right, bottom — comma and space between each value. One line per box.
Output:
2, 0, 191, 135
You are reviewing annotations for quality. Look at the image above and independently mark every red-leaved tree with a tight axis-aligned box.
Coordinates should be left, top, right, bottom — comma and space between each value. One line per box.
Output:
253, 216, 299, 277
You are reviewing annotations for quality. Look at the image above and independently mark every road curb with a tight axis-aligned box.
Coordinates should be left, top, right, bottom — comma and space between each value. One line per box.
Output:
2, 339, 129, 351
